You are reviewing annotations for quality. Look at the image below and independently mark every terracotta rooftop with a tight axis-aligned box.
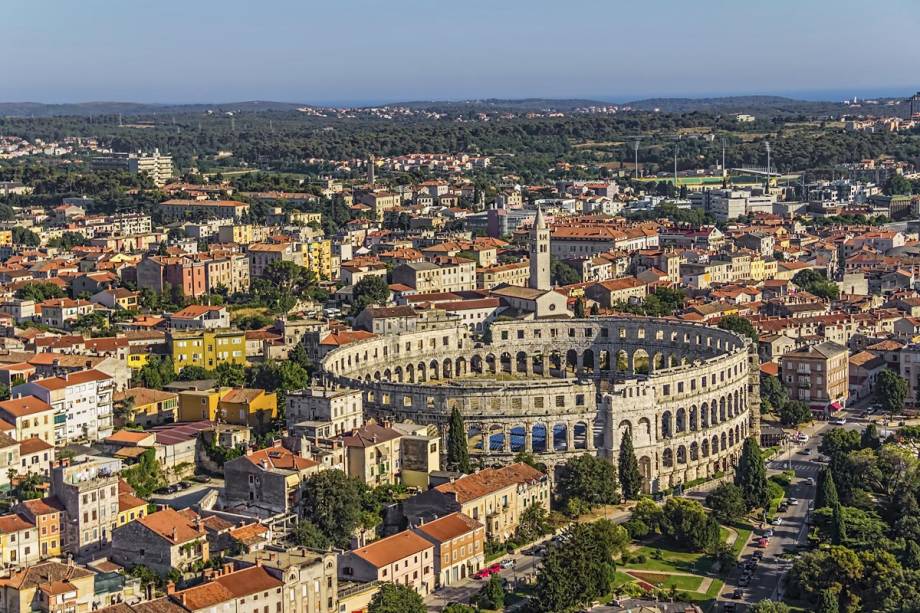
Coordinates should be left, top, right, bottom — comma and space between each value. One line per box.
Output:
19, 436, 53, 455
350, 529, 433, 568
0, 513, 33, 534
0, 396, 53, 418
135, 507, 205, 544
173, 566, 282, 610
414, 512, 482, 543
0, 560, 93, 590
340, 422, 402, 448
435, 463, 545, 503
245, 444, 319, 472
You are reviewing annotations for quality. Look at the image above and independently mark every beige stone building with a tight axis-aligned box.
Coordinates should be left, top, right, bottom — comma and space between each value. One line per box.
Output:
232, 546, 339, 613
413, 512, 485, 587
780, 341, 849, 414
0, 561, 96, 613
337, 530, 435, 596
402, 463, 550, 542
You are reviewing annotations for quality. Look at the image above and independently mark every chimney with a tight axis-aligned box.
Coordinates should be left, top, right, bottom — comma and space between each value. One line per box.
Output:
166, 581, 176, 595
223, 562, 233, 575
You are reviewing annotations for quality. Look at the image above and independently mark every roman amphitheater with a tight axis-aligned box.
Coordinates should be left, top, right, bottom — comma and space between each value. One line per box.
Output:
319, 317, 759, 493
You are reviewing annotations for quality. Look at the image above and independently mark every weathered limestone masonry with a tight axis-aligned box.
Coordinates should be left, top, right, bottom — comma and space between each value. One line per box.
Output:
319, 316, 759, 493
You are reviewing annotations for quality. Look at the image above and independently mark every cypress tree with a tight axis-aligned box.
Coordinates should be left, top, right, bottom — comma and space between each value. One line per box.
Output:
446, 407, 471, 473
734, 437, 770, 510
831, 503, 847, 545
817, 588, 839, 613
618, 430, 643, 500
816, 468, 839, 510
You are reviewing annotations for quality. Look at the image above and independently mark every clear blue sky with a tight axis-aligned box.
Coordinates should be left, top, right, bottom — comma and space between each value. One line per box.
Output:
4, 0, 919, 105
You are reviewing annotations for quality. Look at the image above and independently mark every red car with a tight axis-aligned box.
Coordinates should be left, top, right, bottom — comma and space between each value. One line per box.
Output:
473, 568, 492, 580
488, 563, 502, 574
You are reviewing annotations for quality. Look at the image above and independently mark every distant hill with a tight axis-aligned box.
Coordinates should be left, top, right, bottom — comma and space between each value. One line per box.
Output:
0, 100, 307, 118
0, 95, 857, 119
388, 98, 611, 111
624, 95, 847, 115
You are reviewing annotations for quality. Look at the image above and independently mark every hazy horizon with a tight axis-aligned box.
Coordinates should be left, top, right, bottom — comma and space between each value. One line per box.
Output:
4, 0, 919, 105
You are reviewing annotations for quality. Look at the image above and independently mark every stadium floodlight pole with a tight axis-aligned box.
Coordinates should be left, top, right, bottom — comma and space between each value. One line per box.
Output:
634, 139, 640, 178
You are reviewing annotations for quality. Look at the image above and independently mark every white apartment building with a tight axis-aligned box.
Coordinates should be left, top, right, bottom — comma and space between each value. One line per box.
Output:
286, 387, 363, 436
13, 370, 114, 444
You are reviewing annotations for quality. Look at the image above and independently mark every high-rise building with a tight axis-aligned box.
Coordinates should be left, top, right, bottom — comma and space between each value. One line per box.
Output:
91, 148, 174, 186
529, 207, 551, 290
911, 92, 920, 119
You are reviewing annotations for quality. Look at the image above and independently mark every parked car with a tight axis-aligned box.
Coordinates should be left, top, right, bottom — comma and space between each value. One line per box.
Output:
788, 498, 799, 505
474, 569, 492, 580
756, 537, 769, 548
731, 588, 744, 599
752, 551, 764, 559
192, 475, 212, 483
500, 559, 515, 569
488, 563, 502, 574
772, 517, 783, 526
832, 418, 847, 425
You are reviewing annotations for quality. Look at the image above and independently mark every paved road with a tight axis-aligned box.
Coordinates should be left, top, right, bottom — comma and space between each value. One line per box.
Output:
711, 417, 869, 611
149, 478, 224, 509
424, 547, 544, 611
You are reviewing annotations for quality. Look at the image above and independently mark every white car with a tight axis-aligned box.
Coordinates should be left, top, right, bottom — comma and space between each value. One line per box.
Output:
832, 418, 847, 425
771, 517, 783, 526
795, 433, 809, 443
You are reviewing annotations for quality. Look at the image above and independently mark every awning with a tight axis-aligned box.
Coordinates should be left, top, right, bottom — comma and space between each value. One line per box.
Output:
829, 401, 843, 411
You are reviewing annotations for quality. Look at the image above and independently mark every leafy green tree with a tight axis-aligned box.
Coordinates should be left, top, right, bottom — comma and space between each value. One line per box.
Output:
876, 369, 908, 415
352, 275, 390, 311
292, 519, 330, 549
705, 482, 747, 524
718, 314, 758, 341
860, 423, 880, 450
513, 450, 547, 473
301, 470, 363, 548
531, 521, 621, 612
734, 437, 770, 511
759, 374, 787, 413
135, 355, 175, 390
248, 360, 309, 407
617, 429, 643, 500
816, 468, 839, 510
792, 269, 839, 300
12, 227, 40, 247
790, 546, 863, 602
442, 605, 476, 613
367, 582, 425, 613
215, 362, 246, 387
779, 400, 812, 427
631, 497, 664, 533
446, 407, 470, 473
177, 365, 212, 381
478, 574, 504, 610
15, 282, 66, 302
749, 600, 791, 613
515, 503, 553, 544
121, 449, 166, 497
661, 497, 721, 551
556, 454, 619, 512
550, 257, 581, 285
574, 297, 586, 318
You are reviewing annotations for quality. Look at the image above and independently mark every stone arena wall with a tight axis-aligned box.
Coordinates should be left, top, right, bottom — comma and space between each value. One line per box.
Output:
319, 317, 759, 492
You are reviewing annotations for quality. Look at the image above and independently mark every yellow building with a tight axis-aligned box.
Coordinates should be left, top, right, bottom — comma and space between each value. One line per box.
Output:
127, 348, 150, 370
15, 497, 64, 559
749, 257, 766, 282
301, 239, 333, 280
218, 388, 278, 427
177, 387, 277, 426
217, 224, 254, 245
117, 484, 148, 526
0, 230, 12, 247
291, 211, 322, 225
170, 329, 247, 373
115, 387, 178, 427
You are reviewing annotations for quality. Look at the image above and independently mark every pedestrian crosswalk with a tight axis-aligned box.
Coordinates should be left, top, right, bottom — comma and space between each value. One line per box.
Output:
768, 460, 822, 476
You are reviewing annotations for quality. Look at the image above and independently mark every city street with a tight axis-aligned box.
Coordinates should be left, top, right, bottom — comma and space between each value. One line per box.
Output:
711, 417, 867, 611
424, 548, 544, 611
